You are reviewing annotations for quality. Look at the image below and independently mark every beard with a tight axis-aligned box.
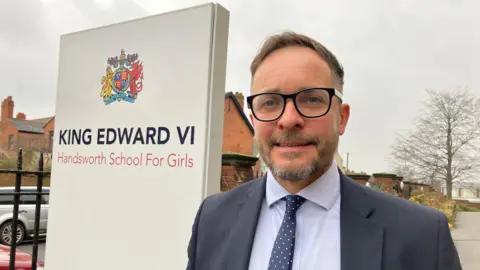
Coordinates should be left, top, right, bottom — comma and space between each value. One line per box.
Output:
256, 130, 338, 182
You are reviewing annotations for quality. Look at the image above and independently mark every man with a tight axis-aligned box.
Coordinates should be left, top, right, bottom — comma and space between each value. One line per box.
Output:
186, 31, 462, 270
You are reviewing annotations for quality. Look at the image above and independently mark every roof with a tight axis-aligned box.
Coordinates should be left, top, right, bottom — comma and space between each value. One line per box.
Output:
224, 92, 254, 134
30, 117, 54, 124
8, 119, 46, 134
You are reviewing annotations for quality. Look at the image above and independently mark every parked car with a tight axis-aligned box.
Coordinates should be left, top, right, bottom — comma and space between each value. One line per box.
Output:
0, 244, 44, 269
0, 187, 49, 246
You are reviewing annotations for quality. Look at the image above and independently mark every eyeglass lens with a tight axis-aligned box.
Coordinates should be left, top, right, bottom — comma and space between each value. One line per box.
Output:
251, 89, 330, 120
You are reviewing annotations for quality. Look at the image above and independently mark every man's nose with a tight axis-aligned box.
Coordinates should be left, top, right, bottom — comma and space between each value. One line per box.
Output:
277, 100, 305, 129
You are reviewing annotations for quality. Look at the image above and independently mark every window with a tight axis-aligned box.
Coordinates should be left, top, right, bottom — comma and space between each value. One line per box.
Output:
0, 190, 13, 205
8, 135, 14, 150
0, 189, 49, 205
20, 194, 37, 205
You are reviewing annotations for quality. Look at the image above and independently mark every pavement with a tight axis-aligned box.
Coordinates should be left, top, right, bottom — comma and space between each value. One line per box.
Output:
452, 212, 480, 270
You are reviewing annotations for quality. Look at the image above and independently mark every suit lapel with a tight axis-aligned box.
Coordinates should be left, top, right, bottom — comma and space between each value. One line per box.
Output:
225, 178, 266, 270
340, 173, 384, 270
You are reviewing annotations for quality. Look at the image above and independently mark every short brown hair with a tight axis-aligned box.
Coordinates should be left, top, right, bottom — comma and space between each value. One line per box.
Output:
250, 31, 344, 91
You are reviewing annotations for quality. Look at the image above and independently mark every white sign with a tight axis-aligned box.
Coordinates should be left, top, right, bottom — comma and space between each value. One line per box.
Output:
44, 3, 229, 269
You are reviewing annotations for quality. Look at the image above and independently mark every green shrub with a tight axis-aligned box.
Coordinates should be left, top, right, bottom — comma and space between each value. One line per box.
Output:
0, 157, 17, 169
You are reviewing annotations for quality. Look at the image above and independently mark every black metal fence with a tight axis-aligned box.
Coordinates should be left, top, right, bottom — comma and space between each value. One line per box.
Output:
0, 149, 50, 270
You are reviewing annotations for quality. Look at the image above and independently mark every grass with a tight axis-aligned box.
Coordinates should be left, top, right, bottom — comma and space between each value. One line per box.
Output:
456, 203, 480, 212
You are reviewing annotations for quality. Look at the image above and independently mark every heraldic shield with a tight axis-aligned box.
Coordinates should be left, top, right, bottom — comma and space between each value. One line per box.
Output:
100, 49, 144, 105
113, 69, 130, 92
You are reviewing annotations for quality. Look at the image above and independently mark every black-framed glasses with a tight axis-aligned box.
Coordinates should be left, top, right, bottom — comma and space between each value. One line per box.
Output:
246, 87, 343, 122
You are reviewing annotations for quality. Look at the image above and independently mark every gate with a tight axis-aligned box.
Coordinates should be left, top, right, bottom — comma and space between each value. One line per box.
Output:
0, 149, 50, 270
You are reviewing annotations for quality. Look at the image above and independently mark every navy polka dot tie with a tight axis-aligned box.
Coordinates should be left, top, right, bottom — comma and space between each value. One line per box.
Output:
268, 195, 306, 270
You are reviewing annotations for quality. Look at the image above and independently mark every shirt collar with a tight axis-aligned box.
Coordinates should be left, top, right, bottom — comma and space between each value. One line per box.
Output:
265, 159, 340, 211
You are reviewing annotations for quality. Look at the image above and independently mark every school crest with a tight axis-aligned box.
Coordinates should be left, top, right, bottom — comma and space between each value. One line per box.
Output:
100, 49, 144, 105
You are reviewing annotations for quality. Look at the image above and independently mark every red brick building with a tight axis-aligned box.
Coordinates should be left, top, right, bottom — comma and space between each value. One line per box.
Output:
0, 96, 55, 156
221, 92, 262, 191
223, 92, 255, 154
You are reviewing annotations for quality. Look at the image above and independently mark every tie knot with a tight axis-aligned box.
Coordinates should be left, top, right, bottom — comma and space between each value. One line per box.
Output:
284, 195, 306, 215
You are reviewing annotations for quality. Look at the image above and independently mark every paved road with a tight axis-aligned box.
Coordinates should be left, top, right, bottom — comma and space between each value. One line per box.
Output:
452, 212, 480, 270
17, 241, 46, 262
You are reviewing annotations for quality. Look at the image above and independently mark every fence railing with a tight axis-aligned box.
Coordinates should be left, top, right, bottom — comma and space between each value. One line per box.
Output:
0, 148, 50, 270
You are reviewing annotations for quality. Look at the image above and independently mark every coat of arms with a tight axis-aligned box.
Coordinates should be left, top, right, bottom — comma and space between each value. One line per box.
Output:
100, 49, 144, 105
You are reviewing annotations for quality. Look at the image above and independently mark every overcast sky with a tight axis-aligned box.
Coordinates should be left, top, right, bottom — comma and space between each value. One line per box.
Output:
1, 0, 479, 174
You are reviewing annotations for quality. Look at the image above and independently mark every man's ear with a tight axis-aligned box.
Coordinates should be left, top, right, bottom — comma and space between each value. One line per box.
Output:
249, 113, 255, 127
339, 103, 350, 135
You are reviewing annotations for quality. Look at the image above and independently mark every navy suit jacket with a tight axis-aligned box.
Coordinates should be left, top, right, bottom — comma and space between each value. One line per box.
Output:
186, 171, 462, 270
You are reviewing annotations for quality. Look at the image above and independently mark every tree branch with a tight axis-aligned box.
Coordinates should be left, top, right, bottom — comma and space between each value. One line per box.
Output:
388, 87, 480, 198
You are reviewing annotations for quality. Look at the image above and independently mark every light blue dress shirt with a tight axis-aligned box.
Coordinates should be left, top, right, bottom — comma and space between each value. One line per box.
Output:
248, 160, 341, 270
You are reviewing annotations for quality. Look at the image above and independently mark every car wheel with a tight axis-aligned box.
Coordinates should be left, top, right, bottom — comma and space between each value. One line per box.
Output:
0, 221, 25, 246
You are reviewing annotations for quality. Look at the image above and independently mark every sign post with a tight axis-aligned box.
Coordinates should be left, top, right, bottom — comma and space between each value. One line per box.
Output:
44, 3, 229, 269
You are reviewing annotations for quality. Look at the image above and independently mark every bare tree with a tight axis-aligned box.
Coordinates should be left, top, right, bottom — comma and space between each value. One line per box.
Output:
389, 87, 480, 199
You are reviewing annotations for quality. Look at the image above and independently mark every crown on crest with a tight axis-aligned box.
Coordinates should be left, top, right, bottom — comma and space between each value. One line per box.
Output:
119, 49, 126, 60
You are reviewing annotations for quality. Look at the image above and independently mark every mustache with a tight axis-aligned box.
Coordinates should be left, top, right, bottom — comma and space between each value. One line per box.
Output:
267, 131, 319, 147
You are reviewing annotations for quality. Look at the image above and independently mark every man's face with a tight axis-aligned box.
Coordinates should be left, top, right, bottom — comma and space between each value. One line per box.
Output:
250, 46, 350, 181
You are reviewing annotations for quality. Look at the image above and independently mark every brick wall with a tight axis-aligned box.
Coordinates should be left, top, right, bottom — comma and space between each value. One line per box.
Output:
347, 173, 370, 185
221, 165, 255, 191
454, 199, 480, 209
44, 118, 55, 134
372, 173, 399, 193
222, 94, 254, 156
0, 120, 19, 152
0, 132, 52, 159
467, 202, 480, 209
0, 125, 52, 154
221, 153, 258, 192
16, 133, 51, 152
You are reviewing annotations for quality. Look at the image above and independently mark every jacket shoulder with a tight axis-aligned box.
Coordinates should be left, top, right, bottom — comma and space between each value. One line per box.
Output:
201, 177, 263, 212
